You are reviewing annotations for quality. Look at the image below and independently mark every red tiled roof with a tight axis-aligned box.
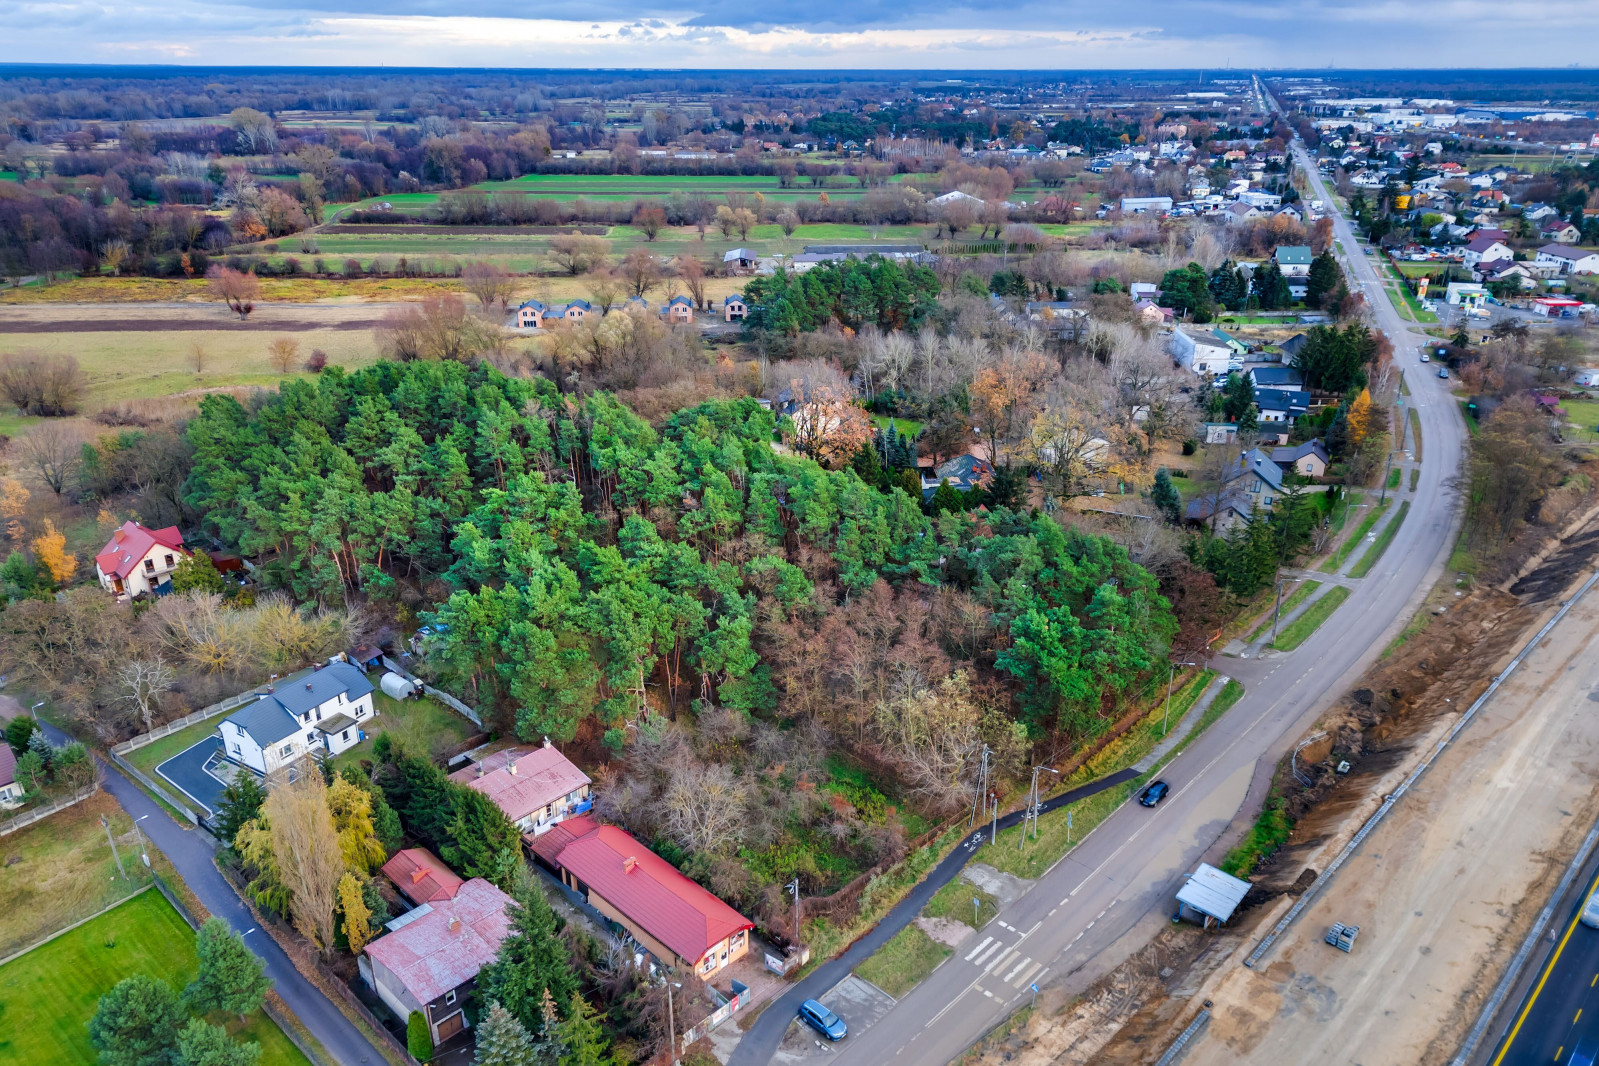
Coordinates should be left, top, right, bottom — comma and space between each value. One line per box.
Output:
365, 878, 511, 1005
449, 744, 591, 824
548, 821, 752, 966
381, 848, 464, 906
528, 813, 598, 866
94, 521, 187, 581
0, 742, 15, 788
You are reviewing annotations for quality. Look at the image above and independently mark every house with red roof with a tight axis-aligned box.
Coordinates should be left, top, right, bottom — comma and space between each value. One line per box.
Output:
381, 848, 464, 907
94, 521, 189, 601
533, 816, 753, 978
448, 739, 592, 836
363, 878, 512, 1047
0, 742, 23, 809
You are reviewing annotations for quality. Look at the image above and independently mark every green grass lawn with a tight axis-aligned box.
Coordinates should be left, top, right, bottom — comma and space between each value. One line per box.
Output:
0, 889, 307, 1066
1410, 467, 1420, 491
921, 878, 999, 930
1321, 500, 1389, 572
1328, 490, 1363, 534
1349, 500, 1409, 579
123, 715, 231, 782
332, 688, 478, 772
1559, 399, 1599, 443
1409, 408, 1423, 457
871, 415, 925, 437
1249, 581, 1322, 642
1386, 466, 1401, 489
1219, 794, 1291, 878
854, 924, 950, 998
1273, 586, 1352, 651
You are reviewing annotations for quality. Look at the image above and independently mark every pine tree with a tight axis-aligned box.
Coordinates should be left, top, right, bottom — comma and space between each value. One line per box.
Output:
1150, 469, 1182, 523
555, 996, 613, 1066
929, 478, 965, 514
186, 918, 271, 1021
213, 775, 267, 850
478, 884, 580, 1037
27, 727, 54, 769
89, 974, 187, 1066
474, 1003, 539, 1066
173, 1017, 262, 1066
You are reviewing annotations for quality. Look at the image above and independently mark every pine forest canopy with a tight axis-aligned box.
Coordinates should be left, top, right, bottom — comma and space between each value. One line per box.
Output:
183, 360, 1175, 747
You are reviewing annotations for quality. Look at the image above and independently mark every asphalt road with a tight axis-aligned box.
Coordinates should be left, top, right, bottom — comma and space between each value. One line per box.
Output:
729, 114, 1467, 1066
34, 720, 388, 1065
1488, 848, 1599, 1066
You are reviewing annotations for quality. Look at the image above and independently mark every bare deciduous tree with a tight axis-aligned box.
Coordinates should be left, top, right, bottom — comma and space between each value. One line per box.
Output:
188, 341, 208, 375
461, 260, 515, 311
206, 265, 260, 320
18, 421, 82, 494
663, 761, 748, 854
117, 656, 176, 733
0, 352, 86, 416
266, 337, 301, 374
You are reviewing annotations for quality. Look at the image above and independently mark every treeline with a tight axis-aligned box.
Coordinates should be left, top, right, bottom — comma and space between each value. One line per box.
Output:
743, 258, 943, 334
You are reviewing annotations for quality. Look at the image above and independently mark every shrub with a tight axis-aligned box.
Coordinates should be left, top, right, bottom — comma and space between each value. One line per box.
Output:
305, 349, 329, 373
407, 1011, 433, 1061
0, 352, 86, 416
343, 258, 364, 278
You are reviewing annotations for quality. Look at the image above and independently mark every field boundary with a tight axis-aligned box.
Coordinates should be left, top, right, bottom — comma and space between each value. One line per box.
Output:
0, 783, 98, 838
0, 881, 158, 970
112, 690, 261, 757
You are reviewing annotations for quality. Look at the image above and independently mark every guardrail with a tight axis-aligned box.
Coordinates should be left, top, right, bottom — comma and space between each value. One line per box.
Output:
1154, 1008, 1211, 1066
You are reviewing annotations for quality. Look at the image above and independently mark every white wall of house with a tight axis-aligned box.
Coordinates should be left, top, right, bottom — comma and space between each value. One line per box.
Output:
97, 544, 185, 600
0, 779, 25, 809
221, 690, 375, 775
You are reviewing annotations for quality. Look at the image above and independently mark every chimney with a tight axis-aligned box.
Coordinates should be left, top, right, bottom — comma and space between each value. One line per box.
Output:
507, 758, 518, 776
448, 914, 461, 933
623, 856, 638, 874
305, 682, 313, 691
543, 736, 552, 749
412, 868, 427, 885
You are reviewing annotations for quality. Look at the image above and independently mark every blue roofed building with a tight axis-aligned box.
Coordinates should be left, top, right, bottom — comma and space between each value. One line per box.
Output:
219, 659, 378, 777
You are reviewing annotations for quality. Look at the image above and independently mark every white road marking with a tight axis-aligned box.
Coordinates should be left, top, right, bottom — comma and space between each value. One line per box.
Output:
1003, 956, 1032, 983
987, 949, 1019, 975
1012, 961, 1044, 988
963, 936, 993, 962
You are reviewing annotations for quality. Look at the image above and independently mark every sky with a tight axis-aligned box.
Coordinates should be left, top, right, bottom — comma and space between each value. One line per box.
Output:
3, 0, 1598, 68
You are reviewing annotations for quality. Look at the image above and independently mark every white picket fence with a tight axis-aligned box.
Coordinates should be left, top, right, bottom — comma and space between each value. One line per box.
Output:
111, 690, 259, 756
0, 784, 98, 838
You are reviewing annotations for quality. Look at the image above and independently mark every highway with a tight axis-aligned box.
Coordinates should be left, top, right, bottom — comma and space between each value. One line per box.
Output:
730, 85, 1469, 1066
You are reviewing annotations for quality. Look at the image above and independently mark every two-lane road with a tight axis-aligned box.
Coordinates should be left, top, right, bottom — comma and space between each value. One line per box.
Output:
732, 100, 1468, 1066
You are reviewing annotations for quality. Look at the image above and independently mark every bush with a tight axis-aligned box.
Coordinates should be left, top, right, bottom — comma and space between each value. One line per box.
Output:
305, 349, 329, 373
0, 352, 86, 416
407, 1011, 433, 1061
343, 258, 364, 279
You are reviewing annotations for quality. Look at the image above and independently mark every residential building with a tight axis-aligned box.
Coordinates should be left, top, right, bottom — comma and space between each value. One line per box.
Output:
1200, 422, 1238, 445
94, 521, 189, 601
723, 294, 748, 322
1226, 447, 1285, 502
382, 848, 465, 907
1135, 299, 1175, 326
1273, 246, 1314, 278
921, 453, 995, 499
1128, 281, 1159, 302
1170, 328, 1233, 375
364, 878, 513, 1047
1272, 439, 1330, 478
0, 743, 23, 809
513, 300, 547, 329
1478, 260, 1538, 289
1462, 236, 1513, 270
1210, 328, 1249, 357
1022, 300, 1088, 340
1541, 219, 1582, 244
661, 295, 695, 324
1254, 388, 1311, 423
1248, 366, 1304, 389
218, 659, 377, 777
532, 816, 754, 978
448, 739, 593, 837
1535, 245, 1599, 275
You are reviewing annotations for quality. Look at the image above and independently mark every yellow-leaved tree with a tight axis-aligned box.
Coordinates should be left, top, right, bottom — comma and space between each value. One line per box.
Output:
326, 777, 387, 875
0, 476, 28, 544
1346, 387, 1375, 449
338, 872, 372, 955
32, 519, 76, 584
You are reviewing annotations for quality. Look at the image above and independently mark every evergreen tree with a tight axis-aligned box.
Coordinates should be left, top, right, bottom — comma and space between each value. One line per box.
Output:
478, 884, 580, 1037
443, 788, 521, 886
928, 478, 966, 514
213, 775, 268, 849
340, 766, 403, 855
474, 1003, 539, 1066
987, 465, 1028, 511
1150, 469, 1182, 523
27, 727, 54, 769
850, 441, 885, 491
173, 1018, 262, 1066
170, 552, 227, 596
88, 974, 186, 1066
554, 996, 613, 1066
186, 917, 271, 1021
896, 468, 923, 499
4, 714, 36, 754
408, 1011, 435, 1062
1305, 250, 1342, 309
13, 749, 45, 793
1208, 260, 1248, 312
1253, 261, 1292, 310
1221, 373, 1255, 423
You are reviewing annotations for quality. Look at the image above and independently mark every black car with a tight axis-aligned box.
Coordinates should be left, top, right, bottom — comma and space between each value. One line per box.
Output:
1140, 781, 1170, 807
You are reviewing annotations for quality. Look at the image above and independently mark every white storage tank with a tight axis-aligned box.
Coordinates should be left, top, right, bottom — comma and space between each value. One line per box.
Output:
380, 671, 420, 701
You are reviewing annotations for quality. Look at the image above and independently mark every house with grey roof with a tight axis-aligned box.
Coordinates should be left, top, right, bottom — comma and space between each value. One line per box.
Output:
219, 659, 377, 777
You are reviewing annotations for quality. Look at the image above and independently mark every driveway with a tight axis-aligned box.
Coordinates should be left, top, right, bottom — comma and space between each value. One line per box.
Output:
35, 721, 389, 1065
155, 735, 227, 817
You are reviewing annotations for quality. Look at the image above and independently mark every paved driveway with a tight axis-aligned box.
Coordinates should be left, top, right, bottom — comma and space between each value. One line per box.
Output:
155, 735, 226, 817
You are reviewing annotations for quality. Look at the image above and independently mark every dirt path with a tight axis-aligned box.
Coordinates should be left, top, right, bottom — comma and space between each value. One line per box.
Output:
1185, 578, 1599, 1066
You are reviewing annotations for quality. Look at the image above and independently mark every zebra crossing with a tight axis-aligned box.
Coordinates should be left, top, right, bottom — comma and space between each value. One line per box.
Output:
961, 932, 1046, 997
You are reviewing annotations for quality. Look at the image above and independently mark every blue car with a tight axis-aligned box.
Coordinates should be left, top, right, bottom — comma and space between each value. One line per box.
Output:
798, 999, 847, 1041
1140, 781, 1170, 807
1571, 1043, 1597, 1066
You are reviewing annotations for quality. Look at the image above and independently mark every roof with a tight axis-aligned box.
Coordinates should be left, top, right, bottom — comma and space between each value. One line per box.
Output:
1272, 439, 1330, 466
722, 248, 757, 261
381, 848, 465, 906
529, 812, 597, 865
0, 741, 15, 789
1538, 244, 1597, 260
1184, 490, 1254, 523
546, 821, 753, 964
223, 660, 374, 746
664, 295, 693, 307
365, 878, 512, 1004
1176, 862, 1252, 923
723, 294, 747, 306
94, 521, 187, 581
1254, 388, 1311, 415
933, 453, 994, 487
1274, 245, 1313, 264
516, 299, 547, 312
1248, 366, 1304, 387
1226, 447, 1286, 490
448, 743, 591, 824
1465, 235, 1508, 252
313, 713, 358, 735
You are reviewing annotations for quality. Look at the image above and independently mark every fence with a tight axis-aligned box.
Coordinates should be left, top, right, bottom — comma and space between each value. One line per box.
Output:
0, 783, 98, 838
107, 749, 206, 827
111, 689, 261, 757
680, 980, 752, 1046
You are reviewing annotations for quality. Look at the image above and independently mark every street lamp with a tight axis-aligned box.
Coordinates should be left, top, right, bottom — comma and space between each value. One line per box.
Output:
30, 700, 44, 721
665, 978, 683, 1066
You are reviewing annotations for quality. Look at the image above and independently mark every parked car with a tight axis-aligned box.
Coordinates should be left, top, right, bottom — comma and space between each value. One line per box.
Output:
1140, 781, 1170, 807
1419, 352, 1430, 362
1437, 367, 1449, 379
798, 1000, 847, 1041
1581, 887, 1599, 929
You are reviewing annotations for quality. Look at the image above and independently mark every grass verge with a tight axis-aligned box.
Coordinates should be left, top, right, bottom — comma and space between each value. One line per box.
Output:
854, 924, 951, 998
1157, 680, 1244, 774
1274, 586, 1352, 651
1328, 491, 1363, 534
1410, 467, 1420, 491
922, 878, 1000, 930
0, 889, 306, 1066
1219, 793, 1292, 877
1349, 500, 1409, 579
1386, 467, 1401, 490
1409, 408, 1423, 458
1249, 581, 1321, 643
1321, 499, 1389, 572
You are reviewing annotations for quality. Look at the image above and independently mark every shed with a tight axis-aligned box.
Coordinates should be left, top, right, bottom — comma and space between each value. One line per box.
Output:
1175, 862, 1251, 929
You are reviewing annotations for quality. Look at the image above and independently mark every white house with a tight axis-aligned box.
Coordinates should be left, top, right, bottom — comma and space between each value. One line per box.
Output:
1170, 328, 1233, 375
1535, 245, 1599, 276
94, 521, 190, 601
0, 744, 24, 809
1120, 196, 1173, 215
1273, 246, 1314, 278
1462, 236, 1513, 270
219, 660, 377, 777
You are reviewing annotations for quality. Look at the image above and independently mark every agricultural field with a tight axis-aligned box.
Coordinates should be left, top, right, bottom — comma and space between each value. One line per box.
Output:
0, 889, 307, 1066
